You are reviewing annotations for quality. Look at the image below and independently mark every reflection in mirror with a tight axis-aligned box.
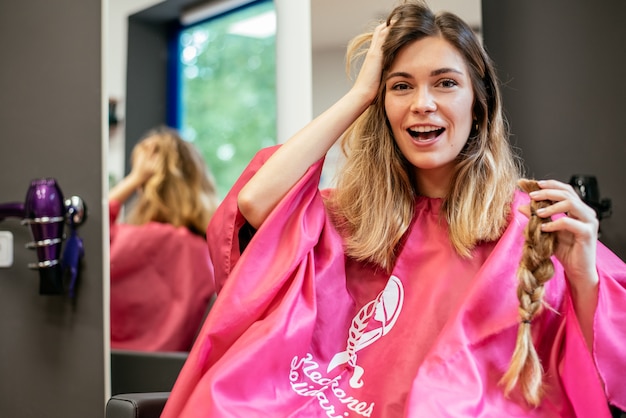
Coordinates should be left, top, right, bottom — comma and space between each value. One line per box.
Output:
108, 0, 277, 361
108, 0, 277, 395
109, 126, 219, 352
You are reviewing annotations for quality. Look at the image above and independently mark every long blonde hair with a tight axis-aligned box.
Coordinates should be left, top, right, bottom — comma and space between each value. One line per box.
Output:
329, 0, 521, 271
126, 126, 219, 237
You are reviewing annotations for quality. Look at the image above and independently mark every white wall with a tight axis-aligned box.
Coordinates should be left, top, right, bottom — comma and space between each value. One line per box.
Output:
311, 48, 351, 187
275, 0, 312, 143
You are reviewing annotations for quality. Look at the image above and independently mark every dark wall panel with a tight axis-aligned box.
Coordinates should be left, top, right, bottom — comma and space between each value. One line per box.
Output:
124, 0, 197, 173
482, 0, 626, 258
0, 0, 106, 416
125, 18, 170, 171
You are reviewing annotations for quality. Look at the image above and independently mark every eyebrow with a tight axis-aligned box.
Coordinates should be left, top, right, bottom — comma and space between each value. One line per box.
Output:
386, 68, 464, 80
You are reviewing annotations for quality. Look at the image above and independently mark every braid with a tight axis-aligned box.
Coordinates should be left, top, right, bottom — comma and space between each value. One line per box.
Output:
500, 179, 557, 406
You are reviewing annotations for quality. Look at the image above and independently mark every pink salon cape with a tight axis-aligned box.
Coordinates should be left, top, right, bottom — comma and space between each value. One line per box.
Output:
109, 200, 215, 352
162, 146, 626, 417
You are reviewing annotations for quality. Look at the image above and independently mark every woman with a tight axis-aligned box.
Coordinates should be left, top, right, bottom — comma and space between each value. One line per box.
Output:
109, 126, 219, 352
162, 1, 626, 416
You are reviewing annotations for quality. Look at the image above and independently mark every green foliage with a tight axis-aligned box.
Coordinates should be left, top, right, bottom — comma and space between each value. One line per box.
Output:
180, 1, 276, 198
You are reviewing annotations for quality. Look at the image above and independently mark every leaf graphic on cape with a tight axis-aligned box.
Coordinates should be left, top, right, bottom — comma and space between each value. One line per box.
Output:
327, 351, 351, 373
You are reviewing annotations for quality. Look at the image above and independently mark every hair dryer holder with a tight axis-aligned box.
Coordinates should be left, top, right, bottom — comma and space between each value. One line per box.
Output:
0, 178, 86, 296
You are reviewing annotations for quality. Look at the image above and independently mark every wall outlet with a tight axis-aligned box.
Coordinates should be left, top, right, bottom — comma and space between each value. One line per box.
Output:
0, 231, 14, 268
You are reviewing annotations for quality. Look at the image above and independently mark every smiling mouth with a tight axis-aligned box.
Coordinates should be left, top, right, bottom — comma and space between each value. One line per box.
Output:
408, 126, 445, 141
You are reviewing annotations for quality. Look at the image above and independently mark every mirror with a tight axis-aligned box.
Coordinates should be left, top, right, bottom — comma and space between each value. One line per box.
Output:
108, 0, 281, 395
108, 0, 277, 360
106, 0, 481, 391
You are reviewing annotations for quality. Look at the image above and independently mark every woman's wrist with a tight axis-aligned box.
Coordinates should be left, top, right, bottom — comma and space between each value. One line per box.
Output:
568, 270, 599, 352
109, 171, 144, 204
127, 169, 150, 188
568, 269, 599, 295
343, 88, 378, 117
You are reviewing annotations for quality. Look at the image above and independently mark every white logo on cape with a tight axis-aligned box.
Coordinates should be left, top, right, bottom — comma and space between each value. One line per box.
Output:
327, 275, 404, 388
289, 275, 404, 417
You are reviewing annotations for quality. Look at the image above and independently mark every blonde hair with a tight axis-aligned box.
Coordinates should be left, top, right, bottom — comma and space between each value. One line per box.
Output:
500, 179, 556, 406
126, 126, 219, 237
329, 0, 521, 271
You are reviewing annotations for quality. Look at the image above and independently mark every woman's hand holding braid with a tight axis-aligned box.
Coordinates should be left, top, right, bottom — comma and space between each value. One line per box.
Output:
519, 179, 600, 350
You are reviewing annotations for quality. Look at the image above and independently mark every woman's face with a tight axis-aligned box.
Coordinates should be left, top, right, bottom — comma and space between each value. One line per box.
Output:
384, 36, 475, 197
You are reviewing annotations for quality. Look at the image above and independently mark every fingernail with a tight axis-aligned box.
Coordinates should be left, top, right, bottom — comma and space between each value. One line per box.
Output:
536, 208, 546, 215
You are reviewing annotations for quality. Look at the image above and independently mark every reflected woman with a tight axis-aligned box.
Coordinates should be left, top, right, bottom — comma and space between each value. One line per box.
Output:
109, 126, 219, 352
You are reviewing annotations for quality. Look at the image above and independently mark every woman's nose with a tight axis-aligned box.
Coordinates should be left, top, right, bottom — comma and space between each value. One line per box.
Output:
410, 88, 436, 113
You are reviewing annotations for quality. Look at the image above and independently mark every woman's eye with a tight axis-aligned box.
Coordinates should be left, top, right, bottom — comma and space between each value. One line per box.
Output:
391, 82, 410, 91
438, 79, 458, 88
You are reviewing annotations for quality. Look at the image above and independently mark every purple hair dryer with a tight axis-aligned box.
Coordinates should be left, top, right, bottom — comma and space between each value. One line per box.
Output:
22, 178, 66, 294
0, 179, 86, 296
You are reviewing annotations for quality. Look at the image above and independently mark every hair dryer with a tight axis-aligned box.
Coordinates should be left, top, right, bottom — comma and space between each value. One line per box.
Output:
22, 178, 67, 294
568, 175, 612, 221
0, 179, 67, 294
1, 179, 86, 296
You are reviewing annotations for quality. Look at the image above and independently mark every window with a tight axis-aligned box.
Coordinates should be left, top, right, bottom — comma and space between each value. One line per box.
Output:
176, 0, 276, 198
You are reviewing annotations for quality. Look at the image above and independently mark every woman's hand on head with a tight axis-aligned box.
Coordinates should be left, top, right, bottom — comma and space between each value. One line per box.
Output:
130, 142, 160, 187
518, 179, 600, 288
352, 22, 390, 105
109, 141, 160, 205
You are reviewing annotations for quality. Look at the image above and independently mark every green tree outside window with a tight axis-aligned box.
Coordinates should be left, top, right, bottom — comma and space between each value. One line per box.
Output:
179, 0, 276, 198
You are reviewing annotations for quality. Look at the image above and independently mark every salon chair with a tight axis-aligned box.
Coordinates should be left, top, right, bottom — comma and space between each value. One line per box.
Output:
612, 405, 626, 418
106, 392, 170, 418
106, 349, 187, 418
106, 293, 218, 417
110, 349, 188, 396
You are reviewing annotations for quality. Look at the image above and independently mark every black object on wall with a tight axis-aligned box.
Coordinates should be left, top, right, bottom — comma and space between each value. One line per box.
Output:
482, 0, 626, 259
569, 174, 612, 222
